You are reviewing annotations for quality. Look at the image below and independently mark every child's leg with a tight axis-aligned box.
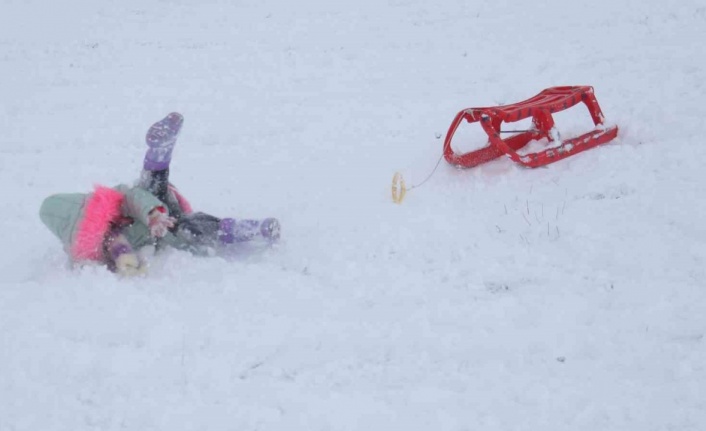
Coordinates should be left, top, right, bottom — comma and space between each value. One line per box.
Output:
174, 212, 222, 248
175, 213, 280, 248
139, 168, 170, 202
138, 169, 184, 220
143, 112, 183, 172
138, 112, 185, 216
219, 217, 281, 243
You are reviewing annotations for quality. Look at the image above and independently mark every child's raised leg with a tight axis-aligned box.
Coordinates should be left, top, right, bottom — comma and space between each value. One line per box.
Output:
143, 112, 183, 172
138, 112, 184, 216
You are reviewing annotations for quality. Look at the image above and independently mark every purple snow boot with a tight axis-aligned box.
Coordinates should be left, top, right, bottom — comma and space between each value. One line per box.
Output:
260, 218, 281, 242
218, 217, 281, 244
143, 112, 184, 171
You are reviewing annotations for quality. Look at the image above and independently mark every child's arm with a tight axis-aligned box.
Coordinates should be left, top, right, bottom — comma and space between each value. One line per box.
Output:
116, 185, 177, 238
115, 184, 165, 226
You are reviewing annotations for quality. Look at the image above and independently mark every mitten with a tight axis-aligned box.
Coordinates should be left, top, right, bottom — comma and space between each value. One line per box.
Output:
115, 253, 147, 277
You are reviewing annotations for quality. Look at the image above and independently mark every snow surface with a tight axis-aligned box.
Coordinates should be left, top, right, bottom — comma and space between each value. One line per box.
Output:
2, 1, 706, 430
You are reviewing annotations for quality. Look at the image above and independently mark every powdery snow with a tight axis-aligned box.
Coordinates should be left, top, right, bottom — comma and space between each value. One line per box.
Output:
1, 1, 705, 430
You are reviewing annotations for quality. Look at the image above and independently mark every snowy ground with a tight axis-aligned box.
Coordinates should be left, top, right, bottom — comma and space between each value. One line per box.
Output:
1, 1, 705, 430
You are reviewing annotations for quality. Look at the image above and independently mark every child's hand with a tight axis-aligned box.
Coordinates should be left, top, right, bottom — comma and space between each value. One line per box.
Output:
148, 207, 176, 238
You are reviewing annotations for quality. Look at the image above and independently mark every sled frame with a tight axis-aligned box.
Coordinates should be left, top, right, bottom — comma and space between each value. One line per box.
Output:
442, 86, 619, 168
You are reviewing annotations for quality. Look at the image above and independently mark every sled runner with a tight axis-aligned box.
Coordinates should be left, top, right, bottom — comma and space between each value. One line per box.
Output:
442, 86, 618, 168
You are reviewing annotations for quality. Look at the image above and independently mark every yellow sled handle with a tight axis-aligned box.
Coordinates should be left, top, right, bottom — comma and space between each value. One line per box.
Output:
391, 172, 407, 204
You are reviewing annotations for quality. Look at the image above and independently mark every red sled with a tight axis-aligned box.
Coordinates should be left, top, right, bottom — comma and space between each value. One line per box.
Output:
442, 86, 618, 168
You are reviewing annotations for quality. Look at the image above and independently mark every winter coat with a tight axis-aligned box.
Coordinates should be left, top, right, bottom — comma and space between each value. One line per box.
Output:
39, 184, 193, 262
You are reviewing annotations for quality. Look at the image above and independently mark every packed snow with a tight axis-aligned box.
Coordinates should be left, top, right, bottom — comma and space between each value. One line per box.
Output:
1, 1, 705, 430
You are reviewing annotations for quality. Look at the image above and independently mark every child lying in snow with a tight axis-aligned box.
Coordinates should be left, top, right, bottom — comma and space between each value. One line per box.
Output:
39, 113, 280, 276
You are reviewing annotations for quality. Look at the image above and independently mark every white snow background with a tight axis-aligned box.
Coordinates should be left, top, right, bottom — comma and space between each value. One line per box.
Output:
1, 1, 705, 430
